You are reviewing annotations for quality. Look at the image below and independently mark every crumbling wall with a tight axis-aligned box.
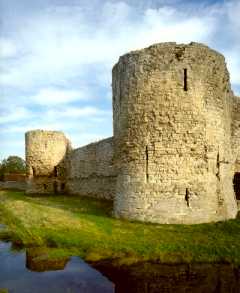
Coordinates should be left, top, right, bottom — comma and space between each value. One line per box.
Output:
112, 42, 238, 224
0, 173, 26, 191
231, 95, 240, 206
0, 181, 26, 191
25, 42, 238, 224
66, 137, 116, 200
25, 130, 71, 194
232, 95, 240, 170
25, 130, 116, 199
3, 173, 26, 182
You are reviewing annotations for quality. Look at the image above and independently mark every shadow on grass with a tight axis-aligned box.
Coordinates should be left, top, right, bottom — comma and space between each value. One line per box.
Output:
2, 190, 113, 217
2, 191, 240, 236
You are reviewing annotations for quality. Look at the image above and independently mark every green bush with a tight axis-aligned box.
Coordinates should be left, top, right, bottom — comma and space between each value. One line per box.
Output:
0, 156, 26, 180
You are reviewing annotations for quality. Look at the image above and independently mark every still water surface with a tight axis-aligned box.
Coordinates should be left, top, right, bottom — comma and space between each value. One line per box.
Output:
0, 241, 114, 293
0, 223, 240, 293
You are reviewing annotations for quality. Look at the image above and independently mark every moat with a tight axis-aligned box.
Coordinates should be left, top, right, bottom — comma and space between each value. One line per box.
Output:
0, 232, 239, 292
0, 242, 114, 293
1, 190, 240, 292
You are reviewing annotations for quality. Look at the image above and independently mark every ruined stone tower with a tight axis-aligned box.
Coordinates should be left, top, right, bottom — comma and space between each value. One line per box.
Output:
112, 42, 238, 224
25, 130, 71, 194
25, 42, 239, 224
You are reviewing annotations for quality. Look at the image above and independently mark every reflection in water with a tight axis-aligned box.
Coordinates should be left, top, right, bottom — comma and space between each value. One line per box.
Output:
0, 242, 114, 293
26, 248, 69, 272
0, 223, 239, 293
92, 261, 240, 293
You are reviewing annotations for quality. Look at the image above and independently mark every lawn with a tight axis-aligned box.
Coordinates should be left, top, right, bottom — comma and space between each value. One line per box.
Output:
0, 190, 240, 265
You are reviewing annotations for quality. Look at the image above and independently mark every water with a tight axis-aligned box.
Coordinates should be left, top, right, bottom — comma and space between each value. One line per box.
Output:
0, 242, 114, 293
92, 261, 240, 293
0, 222, 240, 293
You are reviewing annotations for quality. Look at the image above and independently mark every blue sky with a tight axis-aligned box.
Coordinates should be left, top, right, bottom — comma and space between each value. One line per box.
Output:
0, 0, 240, 160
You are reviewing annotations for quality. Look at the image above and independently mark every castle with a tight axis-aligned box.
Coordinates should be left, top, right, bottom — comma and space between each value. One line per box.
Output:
25, 42, 240, 224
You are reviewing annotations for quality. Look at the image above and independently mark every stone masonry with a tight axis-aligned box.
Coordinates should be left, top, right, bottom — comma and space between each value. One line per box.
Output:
25, 42, 239, 224
25, 130, 71, 194
67, 137, 116, 200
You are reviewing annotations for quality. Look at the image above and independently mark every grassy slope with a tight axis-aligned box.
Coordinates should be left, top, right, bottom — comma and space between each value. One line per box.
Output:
0, 190, 240, 265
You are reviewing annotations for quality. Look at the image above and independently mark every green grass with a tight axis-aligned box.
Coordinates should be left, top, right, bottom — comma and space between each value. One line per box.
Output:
0, 289, 9, 293
0, 190, 240, 265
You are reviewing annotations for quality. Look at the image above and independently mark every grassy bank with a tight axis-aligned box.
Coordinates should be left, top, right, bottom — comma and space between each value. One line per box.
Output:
0, 190, 240, 265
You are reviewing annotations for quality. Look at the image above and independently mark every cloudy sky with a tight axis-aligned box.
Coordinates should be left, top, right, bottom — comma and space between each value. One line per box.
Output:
0, 0, 240, 160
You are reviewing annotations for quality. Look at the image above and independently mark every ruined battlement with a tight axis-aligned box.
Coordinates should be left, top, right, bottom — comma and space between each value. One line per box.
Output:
112, 42, 237, 223
25, 42, 239, 224
25, 130, 71, 194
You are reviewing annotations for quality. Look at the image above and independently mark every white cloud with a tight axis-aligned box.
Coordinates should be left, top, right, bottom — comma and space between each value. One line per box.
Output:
0, 138, 25, 161
0, 2, 218, 89
0, 0, 240, 159
0, 124, 61, 134
0, 107, 32, 124
225, 50, 240, 86
30, 88, 88, 106
138, 7, 215, 44
45, 106, 111, 118
0, 38, 18, 58
0, 105, 111, 134
1, 1, 238, 93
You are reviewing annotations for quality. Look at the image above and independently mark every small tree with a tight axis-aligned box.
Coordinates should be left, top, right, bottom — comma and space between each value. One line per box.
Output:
0, 156, 26, 180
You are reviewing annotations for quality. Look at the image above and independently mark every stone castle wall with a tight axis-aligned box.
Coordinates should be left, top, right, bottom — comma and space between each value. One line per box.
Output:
66, 137, 116, 200
25, 130, 71, 194
0, 181, 27, 191
25, 42, 239, 224
25, 132, 116, 200
112, 42, 237, 224
3, 173, 26, 182
0, 173, 26, 191
232, 95, 240, 169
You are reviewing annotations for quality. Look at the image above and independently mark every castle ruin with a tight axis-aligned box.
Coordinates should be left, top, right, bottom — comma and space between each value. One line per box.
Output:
25, 42, 240, 224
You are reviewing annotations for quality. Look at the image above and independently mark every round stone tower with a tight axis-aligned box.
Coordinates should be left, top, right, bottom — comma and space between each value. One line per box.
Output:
25, 130, 71, 194
112, 42, 238, 224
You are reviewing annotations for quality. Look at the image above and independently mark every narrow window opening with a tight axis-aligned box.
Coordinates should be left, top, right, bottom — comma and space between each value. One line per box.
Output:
43, 184, 47, 190
216, 151, 220, 180
32, 167, 36, 177
184, 68, 188, 91
145, 146, 149, 182
233, 172, 240, 200
185, 188, 190, 207
54, 166, 58, 177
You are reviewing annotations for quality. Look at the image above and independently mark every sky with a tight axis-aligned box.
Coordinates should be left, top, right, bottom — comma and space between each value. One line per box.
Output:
0, 0, 240, 160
